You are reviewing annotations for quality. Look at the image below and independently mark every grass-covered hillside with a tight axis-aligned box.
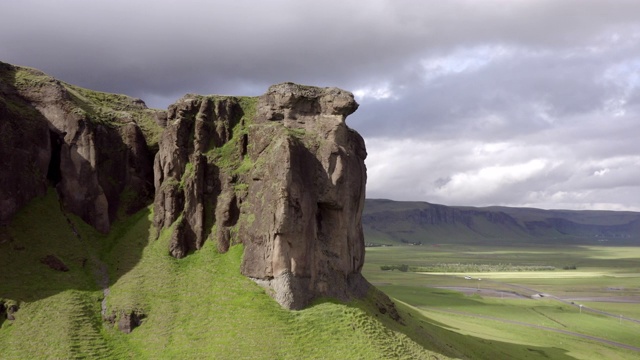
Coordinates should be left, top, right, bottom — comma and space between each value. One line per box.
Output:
363, 199, 640, 246
0, 190, 457, 359
363, 244, 640, 359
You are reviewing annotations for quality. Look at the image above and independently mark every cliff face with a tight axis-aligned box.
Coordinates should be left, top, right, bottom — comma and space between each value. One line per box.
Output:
152, 94, 249, 258
0, 63, 160, 231
363, 199, 640, 245
1, 61, 371, 310
240, 83, 369, 309
0, 64, 50, 224
153, 83, 370, 309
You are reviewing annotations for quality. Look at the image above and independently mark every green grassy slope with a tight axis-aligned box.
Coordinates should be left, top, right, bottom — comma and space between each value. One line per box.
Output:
362, 245, 640, 360
0, 190, 452, 359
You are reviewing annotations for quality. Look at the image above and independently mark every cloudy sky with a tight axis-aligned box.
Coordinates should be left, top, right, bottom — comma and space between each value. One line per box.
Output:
2, 0, 639, 211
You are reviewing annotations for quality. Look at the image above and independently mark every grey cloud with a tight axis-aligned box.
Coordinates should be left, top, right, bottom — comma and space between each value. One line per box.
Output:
2, 0, 639, 210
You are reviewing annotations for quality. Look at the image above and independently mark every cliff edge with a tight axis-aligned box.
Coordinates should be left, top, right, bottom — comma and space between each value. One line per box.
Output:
1, 61, 372, 310
0, 62, 161, 232
153, 82, 370, 309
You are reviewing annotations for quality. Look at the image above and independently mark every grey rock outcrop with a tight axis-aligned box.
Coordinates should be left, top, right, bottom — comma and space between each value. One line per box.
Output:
153, 94, 246, 258
153, 83, 371, 309
0, 63, 50, 225
117, 310, 145, 333
239, 83, 369, 309
0, 62, 158, 231
3, 60, 373, 311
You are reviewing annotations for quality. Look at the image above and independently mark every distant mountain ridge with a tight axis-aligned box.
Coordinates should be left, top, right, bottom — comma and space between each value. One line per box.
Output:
363, 199, 640, 245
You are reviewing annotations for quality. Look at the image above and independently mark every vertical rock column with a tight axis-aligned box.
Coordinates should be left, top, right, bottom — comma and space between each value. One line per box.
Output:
153, 95, 244, 258
240, 83, 369, 309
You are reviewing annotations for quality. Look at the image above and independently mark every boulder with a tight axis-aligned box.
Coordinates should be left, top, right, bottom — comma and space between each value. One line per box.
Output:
40, 255, 69, 272
117, 310, 145, 333
6, 303, 19, 321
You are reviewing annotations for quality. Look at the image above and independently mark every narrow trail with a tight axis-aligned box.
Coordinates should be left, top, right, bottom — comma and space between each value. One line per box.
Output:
424, 307, 640, 353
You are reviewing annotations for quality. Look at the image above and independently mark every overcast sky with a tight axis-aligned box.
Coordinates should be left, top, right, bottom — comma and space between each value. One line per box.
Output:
2, 0, 639, 211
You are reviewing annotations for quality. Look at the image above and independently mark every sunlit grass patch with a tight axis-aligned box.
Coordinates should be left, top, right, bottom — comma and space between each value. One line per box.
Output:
418, 271, 612, 279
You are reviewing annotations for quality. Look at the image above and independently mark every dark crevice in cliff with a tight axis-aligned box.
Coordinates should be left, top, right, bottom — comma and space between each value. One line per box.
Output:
240, 133, 248, 157
47, 130, 63, 186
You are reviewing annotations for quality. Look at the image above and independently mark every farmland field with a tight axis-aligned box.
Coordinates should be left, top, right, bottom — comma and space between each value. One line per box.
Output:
363, 244, 640, 359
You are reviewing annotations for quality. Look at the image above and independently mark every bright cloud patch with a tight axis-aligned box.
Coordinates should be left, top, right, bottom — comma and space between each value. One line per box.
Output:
353, 83, 395, 101
4, 0, 640, 210
365, 137, 640, 211
593, 168, 609, 177
435, 159, 550, 199
420, 45, 512, 81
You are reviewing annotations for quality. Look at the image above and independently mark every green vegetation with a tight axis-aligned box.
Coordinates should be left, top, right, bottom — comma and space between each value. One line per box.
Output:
6, 191, 636, 359
12, 66, 54, 89
179, 162, 195, 189
0, 189, 449, 359
286, 127, 307, 138
381, 262, 557, 272
206, 96, 257, 175
380, 264, 410, 272
63, 83, 164, 149
364, 244, 640, 359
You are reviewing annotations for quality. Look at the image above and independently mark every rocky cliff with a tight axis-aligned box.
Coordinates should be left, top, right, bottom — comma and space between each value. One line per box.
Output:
0, 62, 161, 232
1, 62, 372, 310
240, 83, 369, 309
363, 199, 640, 245
152, 83, 370, 309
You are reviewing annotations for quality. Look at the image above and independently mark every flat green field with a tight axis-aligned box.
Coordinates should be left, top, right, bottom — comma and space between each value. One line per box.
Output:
363, 244, 640, 359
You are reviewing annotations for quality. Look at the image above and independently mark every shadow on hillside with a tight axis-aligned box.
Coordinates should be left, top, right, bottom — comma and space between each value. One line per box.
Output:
101, 207, 153, 289
0, 190, 153, 306
0, 63, 155, 309
388, 301, 579, 360
363, 283, 582, 359
305, 295, 577, 360
0, 305, 5, 328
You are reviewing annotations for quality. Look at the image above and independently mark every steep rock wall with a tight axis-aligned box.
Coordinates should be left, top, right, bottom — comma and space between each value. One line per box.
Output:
0, 64, 50, 224
153, 94, 247, 258
0, 62, 158, 231
240, 83, 369, 309
154, 83, 370, 309
2, 61, 373, 311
